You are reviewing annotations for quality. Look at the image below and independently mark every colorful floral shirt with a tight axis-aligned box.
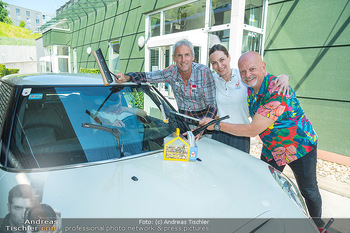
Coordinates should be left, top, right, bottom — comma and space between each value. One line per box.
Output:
247, 74, 318, 166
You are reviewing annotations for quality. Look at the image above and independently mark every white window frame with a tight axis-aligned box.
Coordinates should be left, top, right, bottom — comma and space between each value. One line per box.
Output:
109, 39, 120, 73
144, 0, 268, 71
50, 45, 71, 73
241, 0, 268, 58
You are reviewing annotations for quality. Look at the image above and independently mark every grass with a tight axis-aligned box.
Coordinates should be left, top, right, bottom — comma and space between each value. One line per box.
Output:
0, 22, 41, 39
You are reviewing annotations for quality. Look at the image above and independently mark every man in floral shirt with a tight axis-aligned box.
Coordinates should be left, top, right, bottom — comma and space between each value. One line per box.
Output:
200, 51, 322, 225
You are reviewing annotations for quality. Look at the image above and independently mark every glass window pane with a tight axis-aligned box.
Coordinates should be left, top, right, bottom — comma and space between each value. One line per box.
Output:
45, 46, 52, 56
244, 0, 264, 28
164, 0, 206, 34
194, 46, 200, 64
58, 58, 69, 72
242, 30, 262, 54
150, 48, 159, 71
45, 62, 51, 72
208, 29, 230, 49
57, 46, 69, 56
109, 40, 120, 73
210, 0, 231, 26
165, 47, 170, 67
208, 29, 230, 68
150, 13, 161, 37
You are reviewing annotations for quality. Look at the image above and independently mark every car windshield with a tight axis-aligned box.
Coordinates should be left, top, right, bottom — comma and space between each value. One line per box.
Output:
6, 84, 190, 169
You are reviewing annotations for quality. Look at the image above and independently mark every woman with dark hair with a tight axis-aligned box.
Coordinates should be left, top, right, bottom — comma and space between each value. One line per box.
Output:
208, 44, 289, 153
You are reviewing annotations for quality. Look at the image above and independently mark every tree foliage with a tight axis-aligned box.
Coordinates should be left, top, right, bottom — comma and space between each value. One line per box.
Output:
19, 20, 26, 28
0, 0, 12, 24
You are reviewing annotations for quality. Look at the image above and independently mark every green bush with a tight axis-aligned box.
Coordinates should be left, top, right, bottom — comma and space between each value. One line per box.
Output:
6, 68, 19, 75
0, 64, 6, 77
131, 92, 144, 109
19, 20, 26, 28
80, 68, 101, 74
0, 64, 20, 77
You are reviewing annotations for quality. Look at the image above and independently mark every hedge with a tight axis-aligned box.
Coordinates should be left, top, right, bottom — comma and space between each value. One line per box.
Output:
0, 64, 20, 78
6, 68, 19, 75
80, 68, 101, 74
0, 64, 5, 77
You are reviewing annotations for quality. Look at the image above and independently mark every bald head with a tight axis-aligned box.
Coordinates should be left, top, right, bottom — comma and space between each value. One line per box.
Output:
238, 51, 266, 91
238, 51, 263, 67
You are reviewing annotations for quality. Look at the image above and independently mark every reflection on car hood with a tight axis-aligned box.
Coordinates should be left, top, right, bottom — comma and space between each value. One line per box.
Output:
0, 137, 305, 219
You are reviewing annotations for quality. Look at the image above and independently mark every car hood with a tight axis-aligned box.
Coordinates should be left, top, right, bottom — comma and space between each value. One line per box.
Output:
0, 137, 305, 219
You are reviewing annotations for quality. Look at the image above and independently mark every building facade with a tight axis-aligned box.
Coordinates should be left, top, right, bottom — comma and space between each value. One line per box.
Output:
5, 3, 55, 31
38, 0, 350, 157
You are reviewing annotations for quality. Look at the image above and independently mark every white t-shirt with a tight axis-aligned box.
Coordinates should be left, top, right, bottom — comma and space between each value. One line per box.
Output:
213, 68, 250, 124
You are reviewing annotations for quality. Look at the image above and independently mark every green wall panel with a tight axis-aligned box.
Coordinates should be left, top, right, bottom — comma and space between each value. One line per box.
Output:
264, 46, 350, 101
96, 7, 107, 22
266, 0, 349, 50
111, 15, 123, 38
120, 58, 145, 73
142, 0, 184, 13
42, 30, 71, 46
86, 12, 96, 27
265, 0, 350, 157
120, 33, 145, 59
75, 46, 84, 68
101, 18, 116, 41
106, 2, 118, 18
123, 7, 144, 35
117, 0, 141, 14
84, 25, 94, 44
77, 16, 88, 28
298, 98, 350, 156
77, 29, 85, 46
71, 29, 78, 47
91, 22, 104, 43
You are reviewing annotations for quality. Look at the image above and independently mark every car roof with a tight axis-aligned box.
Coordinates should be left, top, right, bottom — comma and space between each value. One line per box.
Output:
0, 73, 143, 86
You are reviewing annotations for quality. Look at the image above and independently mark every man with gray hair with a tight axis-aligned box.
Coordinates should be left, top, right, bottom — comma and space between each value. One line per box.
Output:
115, 39, 217, 122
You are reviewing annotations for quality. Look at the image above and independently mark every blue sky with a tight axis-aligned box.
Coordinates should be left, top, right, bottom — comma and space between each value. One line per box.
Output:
4, 0, 69, 15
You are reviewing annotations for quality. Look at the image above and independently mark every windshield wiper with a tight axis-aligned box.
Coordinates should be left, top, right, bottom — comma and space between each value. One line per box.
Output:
192, 115, 230, 136
169, 111, 201, 122
81, 123, 124, 157
85, 87, 124, 125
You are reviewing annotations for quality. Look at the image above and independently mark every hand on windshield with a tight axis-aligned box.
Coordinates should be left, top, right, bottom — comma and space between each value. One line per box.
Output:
114, 72, 131, 83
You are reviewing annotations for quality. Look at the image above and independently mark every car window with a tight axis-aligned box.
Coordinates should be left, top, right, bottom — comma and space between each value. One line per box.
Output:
5, 85, 180, 169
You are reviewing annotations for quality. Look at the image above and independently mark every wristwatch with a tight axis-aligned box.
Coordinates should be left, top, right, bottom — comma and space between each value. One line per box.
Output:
214, 122, 221, 131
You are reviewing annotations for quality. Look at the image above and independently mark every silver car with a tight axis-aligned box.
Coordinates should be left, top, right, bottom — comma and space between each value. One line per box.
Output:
0, 74, 319, 233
